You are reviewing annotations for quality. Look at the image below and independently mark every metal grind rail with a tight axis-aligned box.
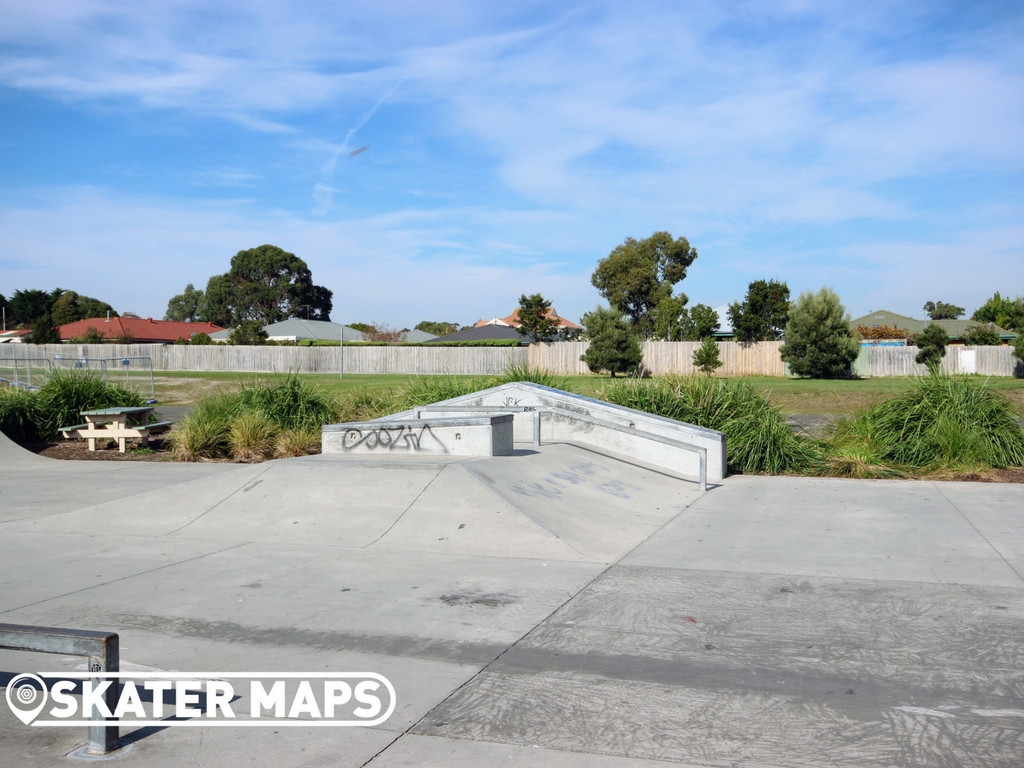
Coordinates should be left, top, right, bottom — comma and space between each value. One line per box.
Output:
1, 622, 120, 755
412, 404, 708, 491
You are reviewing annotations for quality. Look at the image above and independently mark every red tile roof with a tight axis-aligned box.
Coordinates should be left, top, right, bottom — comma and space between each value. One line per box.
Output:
58, 317, 224, 343
477, 307, 581, 330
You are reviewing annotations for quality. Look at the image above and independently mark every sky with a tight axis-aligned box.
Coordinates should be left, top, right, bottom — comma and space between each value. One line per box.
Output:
1, 0, 1022, 329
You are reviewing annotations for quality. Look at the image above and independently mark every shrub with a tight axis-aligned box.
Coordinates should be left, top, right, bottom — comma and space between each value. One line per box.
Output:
602, 375, 820, 474
229, 321, 268, 345
1015, 333, 1024, 366
34, 370, 144, 441
169, 395, 235, 461
913, 323, 949, 371
69, 326, 105, 344
0, 386, 41, 442
190, 332, 213, 345
229, 411, 279, 462
276, 426, 321, 457
692, 337, 723, 376
855, 324, 910, 341
848, 375, 1024, 470
780, 287, 860, 378
580, 306, 642, 377
959, 324, 1002, 346
235, 375, 338, 430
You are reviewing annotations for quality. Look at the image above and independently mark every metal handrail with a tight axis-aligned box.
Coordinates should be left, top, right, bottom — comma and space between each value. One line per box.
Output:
0, 622, 119, 755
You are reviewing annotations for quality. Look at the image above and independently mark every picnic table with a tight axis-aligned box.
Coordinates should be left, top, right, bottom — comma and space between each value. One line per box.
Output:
59, 406, 174, 453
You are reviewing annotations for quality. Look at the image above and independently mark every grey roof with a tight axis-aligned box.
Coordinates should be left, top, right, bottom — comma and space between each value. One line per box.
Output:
424, 325, 528, 344
848, 310, 1015, 340
209, 318, 366, 342
399, 329, 439, 343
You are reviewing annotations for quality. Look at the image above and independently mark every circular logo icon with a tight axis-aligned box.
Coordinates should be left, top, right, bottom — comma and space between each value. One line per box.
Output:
6, 673, 48, 725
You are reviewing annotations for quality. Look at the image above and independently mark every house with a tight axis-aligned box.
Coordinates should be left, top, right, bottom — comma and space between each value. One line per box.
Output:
0, 329, 33, 344
58, 317, 225, 344
849, 310, 1016, 344
208, 318, 366, 343
424, 325, 527, 344
475, 306, 581, 332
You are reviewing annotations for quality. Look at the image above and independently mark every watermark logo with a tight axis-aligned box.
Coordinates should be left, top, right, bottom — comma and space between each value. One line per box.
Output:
5, 673, 395, 727
7, 673, 49, 725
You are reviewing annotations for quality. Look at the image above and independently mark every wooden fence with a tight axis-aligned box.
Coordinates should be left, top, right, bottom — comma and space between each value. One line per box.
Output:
3, 342, 1020, 377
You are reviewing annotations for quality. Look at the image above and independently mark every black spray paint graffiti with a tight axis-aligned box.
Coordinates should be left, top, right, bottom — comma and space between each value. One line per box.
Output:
342, 424, 447, 453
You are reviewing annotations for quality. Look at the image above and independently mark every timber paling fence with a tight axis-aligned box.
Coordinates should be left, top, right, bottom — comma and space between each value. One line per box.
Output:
2, 342, 1020, 377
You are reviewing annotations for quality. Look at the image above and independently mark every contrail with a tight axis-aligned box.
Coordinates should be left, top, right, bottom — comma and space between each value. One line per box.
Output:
348, 145, 370, 157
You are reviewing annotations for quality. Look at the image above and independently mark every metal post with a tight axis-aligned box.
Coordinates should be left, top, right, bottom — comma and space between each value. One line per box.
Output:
533, 410, 541, 446
87, 635, 120, 754
340, 324, 344, 379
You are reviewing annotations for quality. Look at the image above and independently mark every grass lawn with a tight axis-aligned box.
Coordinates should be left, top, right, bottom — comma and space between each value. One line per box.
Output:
151, 371, 1024, 416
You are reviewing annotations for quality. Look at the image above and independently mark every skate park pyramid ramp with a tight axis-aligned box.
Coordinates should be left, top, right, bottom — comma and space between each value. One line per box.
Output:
324, 382, 727, 485
13, 443, 705, 564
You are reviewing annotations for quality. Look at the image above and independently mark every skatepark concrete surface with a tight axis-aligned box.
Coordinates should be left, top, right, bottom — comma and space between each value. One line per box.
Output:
1, 429, 1023, 767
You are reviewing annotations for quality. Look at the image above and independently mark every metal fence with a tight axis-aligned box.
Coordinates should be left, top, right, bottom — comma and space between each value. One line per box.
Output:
4, 341, 1021, 377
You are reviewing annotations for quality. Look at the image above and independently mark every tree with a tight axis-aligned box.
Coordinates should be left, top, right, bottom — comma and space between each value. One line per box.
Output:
415, 320, 460, 337
650, 295, 687, 341
8, 288, 62, 326
959, 323, 1002, 346
29, 311, 61, 344
681, 304, 720, 341
165, 284, 205, 322
229, 320, 268, 345
973, 292, 1024, 332
693, 337, 723, 376
198, 245, 333, 326
348, 323, 374, 333
70, 326, 105, 344
50, 291, 116, 326
779, 287, 860, 378
914, 323, 949, 371
517, 293, 559, 342
728, 280, 790, 342
591, 231, 698, 338
189, 332, 213, 345
1014, 333, 1024, 366
580, 306, 643, 377
923, 300, 964, 320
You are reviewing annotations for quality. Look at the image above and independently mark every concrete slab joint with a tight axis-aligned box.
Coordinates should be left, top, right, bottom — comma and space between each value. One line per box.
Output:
323, 414, 514, 457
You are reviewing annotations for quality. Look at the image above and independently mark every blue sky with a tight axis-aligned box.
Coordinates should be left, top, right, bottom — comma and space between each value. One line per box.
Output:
1, 0, 1022, 328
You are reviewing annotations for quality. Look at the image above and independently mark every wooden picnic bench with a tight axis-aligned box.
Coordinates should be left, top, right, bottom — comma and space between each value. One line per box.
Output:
59, 406, 173, 453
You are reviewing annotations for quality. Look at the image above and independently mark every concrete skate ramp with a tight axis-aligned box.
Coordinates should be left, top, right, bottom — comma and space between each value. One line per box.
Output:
0, 427, 49, 466
10, 444, 704, 564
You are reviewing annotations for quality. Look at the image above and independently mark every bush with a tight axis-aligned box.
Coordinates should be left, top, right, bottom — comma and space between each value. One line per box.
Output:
229, 321, 268, 345
959, 324, 1002, 346
0, 386, 41, 442
490, 363, 569, 390
190, 332, 213, 345
836, 375, 1024, 470
580, 306, 642, 377
913, 323, 949, 371
692, 337, 723, 376
602, 375, 820, 474
171, 375, 340, 461
780, 287, 859, 378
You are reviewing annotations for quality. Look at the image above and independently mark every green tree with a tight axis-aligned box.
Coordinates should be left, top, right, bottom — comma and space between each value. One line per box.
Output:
692, 337, 723, 375
8, 288, 62, 326
680, 303, 720, 341
165, 284, 205, 322
728, 280, 790, 342
779, 287, 860, 378
517, 293, 559, 342
923, 300, 964, 320
29, 311, 61, 344
198, 245, 333, 326
50, 291, 116, 326
1014, 333, 1024, 366
348, 323, 375, 333
414, 320, 460, 336
591, 232, 698, 338
229, 320, 269, 345
914, 323, 949, 371
580, 306, 643, 377
189, 331, 213, 345
972, 292, 1024, 332
70, 326, 105, 344
959, 323, 1002, 346
650, 295, 687, 341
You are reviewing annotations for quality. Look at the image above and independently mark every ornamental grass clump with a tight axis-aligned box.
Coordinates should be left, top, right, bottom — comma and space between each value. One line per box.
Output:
171, 375, 340, 461
490, 362, 570, 391
602, 375, 820, 474
850, 375, 1024, 471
